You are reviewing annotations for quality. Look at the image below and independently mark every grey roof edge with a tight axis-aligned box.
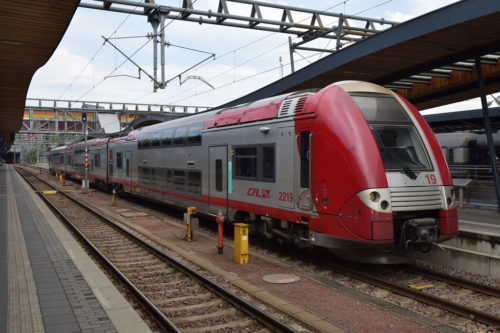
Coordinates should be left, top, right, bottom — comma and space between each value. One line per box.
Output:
424, 106, 500, 124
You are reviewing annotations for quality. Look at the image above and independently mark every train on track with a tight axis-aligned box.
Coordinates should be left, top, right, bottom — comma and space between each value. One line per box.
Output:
436, 131, 500, 165
49, 81, 458, 263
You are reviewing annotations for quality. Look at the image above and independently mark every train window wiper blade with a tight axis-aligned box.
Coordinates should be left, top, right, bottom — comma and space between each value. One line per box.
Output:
377, 138, 418, 180
402, 166, 417, 180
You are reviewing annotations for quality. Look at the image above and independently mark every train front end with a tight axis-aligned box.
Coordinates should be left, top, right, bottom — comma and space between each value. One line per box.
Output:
308, 81, 458, 263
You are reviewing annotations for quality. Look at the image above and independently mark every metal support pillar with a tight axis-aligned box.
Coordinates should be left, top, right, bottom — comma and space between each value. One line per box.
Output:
160, 14, 166, 88
475, 57, 500, 211
288, 36, 295, 73
149, 16, 159, 92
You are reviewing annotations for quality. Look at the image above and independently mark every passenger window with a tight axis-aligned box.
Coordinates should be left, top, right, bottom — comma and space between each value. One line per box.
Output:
94, 153, 100, 167
215, 159, 222, 192
300, 131, 310, 188
165, 169, 173, 189
116, 152, 123, 169
187, 171, 201, 196
173, 126, 188, 145
261, 146, 275, 181
187, 123, 203, 145
233, 145, 275, 182
139, 166, 150, 183
161, 128, 174, 146
234, 147, 257, 179
108, 150, 114, 177
140, 133, 151, 148
151, 131, 161, 147
173, 170, 186, 192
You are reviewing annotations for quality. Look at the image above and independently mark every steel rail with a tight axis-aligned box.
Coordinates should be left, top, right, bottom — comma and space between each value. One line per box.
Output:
331, 263, 500, 327
16, 167, 181, 333
404, 264, 500, 298
17, 167, 299, 333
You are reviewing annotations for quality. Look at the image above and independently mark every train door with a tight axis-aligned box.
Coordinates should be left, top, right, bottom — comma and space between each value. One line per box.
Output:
125, 151, 132, 190
209, 145, 228, 215
277, 127, 295, 209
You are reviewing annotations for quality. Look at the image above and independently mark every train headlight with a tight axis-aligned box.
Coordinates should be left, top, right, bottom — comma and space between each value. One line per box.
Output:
368, 191, 380, 202
356, 188, 391, 213
443, 186, 456, 209
380, 200, 389, 210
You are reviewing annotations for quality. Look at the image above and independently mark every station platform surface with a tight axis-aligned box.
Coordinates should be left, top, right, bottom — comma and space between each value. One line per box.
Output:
458, 206, 500, 236
0, 164, 151, 333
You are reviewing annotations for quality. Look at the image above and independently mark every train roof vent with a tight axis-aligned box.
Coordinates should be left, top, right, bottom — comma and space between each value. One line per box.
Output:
278, 96, 308, 118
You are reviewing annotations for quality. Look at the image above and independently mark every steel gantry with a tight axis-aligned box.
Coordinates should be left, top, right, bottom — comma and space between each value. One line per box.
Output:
79, 0, 397, 89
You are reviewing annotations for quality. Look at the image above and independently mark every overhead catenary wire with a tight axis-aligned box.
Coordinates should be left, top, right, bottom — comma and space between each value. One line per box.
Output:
168, 51, 322, 105
57, 8, 136, 100
151, 0, 383, 104
80, 0, 394, 104
158, 0, 396, 105
75, 0, 200, 101
131, 0, 352, 104
316, 0, 394, 59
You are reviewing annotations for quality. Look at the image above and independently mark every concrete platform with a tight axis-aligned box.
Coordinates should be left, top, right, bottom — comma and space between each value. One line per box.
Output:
0, 165, 151, 333
418, 207, 500, 278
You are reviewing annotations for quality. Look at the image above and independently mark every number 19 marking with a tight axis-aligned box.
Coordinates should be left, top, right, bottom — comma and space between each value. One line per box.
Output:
425, 174, 437, 184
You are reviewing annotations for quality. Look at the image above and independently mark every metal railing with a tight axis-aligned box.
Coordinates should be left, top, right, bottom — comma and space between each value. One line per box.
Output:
449, 165, 500, 182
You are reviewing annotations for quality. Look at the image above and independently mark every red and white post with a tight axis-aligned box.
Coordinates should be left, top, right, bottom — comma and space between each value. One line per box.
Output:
216, 211, 224, 255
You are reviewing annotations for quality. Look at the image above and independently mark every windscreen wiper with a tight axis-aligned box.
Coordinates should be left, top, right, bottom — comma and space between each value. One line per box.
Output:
377, 136, 418, 180
402, 166, 417, 180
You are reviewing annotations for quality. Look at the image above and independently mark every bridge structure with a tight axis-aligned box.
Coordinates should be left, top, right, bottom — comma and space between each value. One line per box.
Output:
10, 98, 208, 163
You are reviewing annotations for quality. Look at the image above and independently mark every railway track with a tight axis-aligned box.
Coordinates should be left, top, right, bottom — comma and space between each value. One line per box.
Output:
120, 185, 500, 330
330, 263, 500, 328
23, 165, 500, 332
16, 166, 302, 333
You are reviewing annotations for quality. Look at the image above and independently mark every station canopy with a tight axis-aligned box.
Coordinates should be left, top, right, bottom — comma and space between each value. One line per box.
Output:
0, 1, 80, 149
219, 0, 500, 112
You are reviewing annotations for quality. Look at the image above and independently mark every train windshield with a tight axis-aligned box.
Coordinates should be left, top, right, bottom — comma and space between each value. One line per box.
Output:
351, 94, 432, 174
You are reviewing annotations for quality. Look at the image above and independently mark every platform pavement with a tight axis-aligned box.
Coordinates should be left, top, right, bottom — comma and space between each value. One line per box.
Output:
0, 164, 151, 333
458, 206, 500, 235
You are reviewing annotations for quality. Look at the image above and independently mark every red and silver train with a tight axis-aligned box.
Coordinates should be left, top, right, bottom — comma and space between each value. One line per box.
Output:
49, 81, 458, 263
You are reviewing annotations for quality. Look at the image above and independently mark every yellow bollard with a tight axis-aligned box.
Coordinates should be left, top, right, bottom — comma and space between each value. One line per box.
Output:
59, 174, 65, 185
234, 223, 249, 264
185, 207, 197, 242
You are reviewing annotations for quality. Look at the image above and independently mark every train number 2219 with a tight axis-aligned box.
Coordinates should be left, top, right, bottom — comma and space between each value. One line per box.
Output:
278, 192, 294, 202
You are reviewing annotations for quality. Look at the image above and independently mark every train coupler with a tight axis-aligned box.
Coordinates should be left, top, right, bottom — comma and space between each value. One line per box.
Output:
400, 218, 438, 253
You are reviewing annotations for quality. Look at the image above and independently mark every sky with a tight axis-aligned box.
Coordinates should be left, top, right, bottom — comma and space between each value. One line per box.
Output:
26, 0, 497, 113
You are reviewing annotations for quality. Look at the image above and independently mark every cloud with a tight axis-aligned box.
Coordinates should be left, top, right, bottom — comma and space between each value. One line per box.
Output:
385, 0, 459, 22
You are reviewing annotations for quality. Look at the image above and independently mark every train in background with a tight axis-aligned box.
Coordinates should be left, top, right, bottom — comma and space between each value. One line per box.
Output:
49, 81, 458, 263
436, 130, 500, 165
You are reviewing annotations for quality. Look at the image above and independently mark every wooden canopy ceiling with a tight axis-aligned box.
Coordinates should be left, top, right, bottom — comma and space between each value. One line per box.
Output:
0, 1, 80, 149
